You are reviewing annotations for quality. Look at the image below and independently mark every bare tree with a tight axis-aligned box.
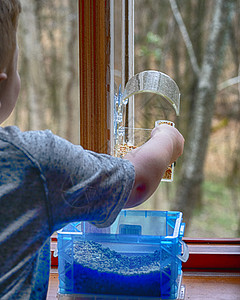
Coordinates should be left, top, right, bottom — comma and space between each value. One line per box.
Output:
64, 0, 79, 143
19, 0, 47, 130
172, 0, 236, 224
17, 0, 79, 143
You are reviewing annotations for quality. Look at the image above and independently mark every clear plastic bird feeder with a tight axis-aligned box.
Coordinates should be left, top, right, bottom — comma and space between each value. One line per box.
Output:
114, 70, 181, 182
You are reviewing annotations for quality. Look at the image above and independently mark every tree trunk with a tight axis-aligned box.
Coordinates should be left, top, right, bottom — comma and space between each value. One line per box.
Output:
19, 0, 46, 131
172, 0, 235, 225
65, 0, 78, 143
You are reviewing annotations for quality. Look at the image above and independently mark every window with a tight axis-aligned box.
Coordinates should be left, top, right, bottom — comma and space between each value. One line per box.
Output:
110, 0, 240, 271
77, 0, 240, 241
5, 0, 238, 272
132, 0, 240, 240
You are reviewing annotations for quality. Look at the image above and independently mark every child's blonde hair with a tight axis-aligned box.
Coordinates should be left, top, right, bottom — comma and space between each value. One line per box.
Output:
0, 0, 21, 72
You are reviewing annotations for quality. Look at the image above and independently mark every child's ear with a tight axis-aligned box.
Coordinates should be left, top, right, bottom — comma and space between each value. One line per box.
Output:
0, 73, 8, 82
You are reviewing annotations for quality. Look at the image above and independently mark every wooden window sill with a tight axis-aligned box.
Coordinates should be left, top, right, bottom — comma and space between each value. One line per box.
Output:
182, 272, 240, 300
47, 270, 240, 300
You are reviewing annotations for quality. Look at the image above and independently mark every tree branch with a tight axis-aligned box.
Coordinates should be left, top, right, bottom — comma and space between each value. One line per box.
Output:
169, 0, 200, 76
218, 75, 240, 91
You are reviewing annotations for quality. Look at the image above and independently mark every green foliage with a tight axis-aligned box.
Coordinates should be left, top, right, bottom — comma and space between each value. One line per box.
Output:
146, 32, 161, 44
139, 32, 162, 61
189, 180, 239, 238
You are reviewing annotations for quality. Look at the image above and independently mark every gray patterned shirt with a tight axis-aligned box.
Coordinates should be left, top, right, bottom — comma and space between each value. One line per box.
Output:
0, 126, 135, 299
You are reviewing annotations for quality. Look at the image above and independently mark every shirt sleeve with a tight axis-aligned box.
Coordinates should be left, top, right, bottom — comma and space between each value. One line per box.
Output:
22, 130, 135, 231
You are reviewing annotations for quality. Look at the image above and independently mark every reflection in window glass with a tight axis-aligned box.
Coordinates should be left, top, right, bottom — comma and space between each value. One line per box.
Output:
134, 0, 240, 238
3, 0, 79, 145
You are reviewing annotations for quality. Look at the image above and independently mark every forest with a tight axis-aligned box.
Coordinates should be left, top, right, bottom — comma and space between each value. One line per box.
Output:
3, 0, 240, 238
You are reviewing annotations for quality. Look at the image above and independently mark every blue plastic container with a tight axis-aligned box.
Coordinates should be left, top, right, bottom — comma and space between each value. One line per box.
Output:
57, 210, 188, 299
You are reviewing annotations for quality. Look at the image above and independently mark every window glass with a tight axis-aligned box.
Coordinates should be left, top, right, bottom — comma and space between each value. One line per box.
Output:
133, 0, 240, 238
2, 0, 79, 145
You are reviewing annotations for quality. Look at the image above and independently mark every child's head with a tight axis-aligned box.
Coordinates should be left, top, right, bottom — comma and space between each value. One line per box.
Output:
0, 0, 21, 124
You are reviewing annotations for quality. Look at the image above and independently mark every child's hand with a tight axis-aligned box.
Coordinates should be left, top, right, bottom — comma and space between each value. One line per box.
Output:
151, 124, 184, 164
124, 123, 184, 208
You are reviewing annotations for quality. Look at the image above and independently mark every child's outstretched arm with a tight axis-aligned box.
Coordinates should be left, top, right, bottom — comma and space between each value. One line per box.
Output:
123, 124, 184, 208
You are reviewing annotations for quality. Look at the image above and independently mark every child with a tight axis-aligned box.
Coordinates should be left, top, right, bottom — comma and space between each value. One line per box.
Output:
0, 1, 184, 299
